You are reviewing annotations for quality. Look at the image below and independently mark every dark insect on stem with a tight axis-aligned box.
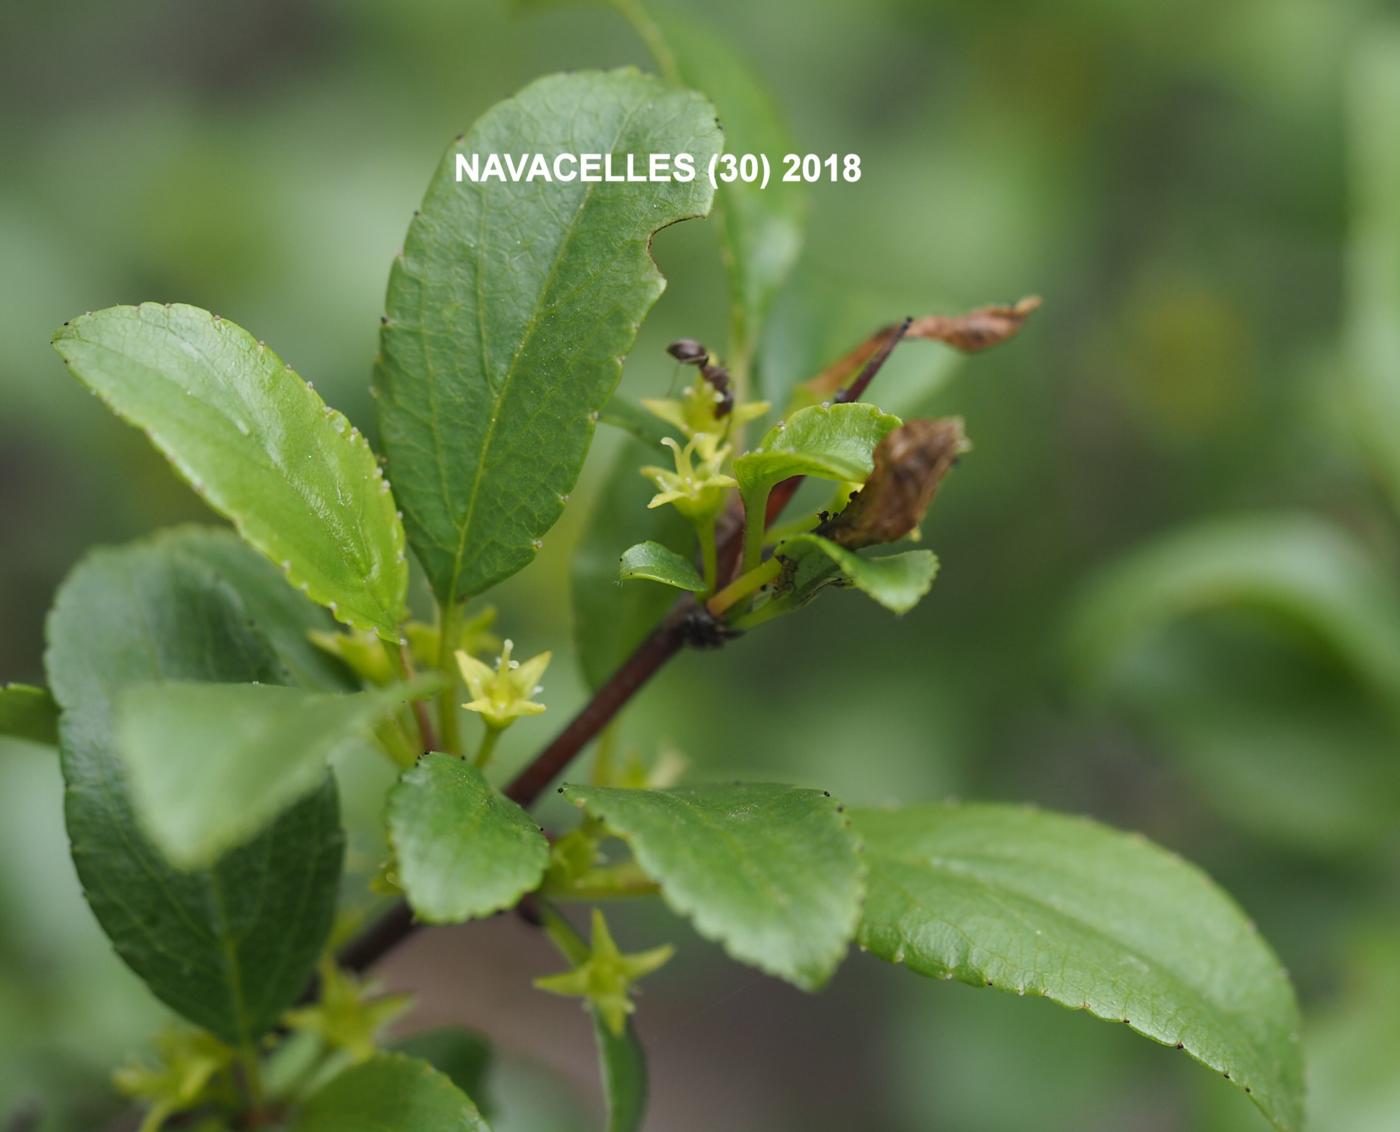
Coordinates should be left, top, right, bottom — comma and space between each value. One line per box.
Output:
666, 337, 734, 417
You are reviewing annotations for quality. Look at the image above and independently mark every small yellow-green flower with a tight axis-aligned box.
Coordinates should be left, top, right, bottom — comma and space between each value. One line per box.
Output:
113, 1027, 232, 1130
282, 956, 410, 1063
456, 639, 551, 730
642, 375, 769, 440
640, 433, 738, 522
534, 909, 674, 1035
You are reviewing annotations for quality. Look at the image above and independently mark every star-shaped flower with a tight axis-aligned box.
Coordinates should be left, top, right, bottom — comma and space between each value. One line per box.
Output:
640, 433, 738, 522
456, 639, 551, 730
534, 909, 675, 1035
282, 957, 410, 1063
642, 375, 769, 440
113, 1028, 232, 1127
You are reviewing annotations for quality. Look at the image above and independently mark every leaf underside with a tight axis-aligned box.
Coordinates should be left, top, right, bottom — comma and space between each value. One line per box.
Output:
52, 304, 408, 639
45, 534, 343, 1044
374, 68, 722, 603
563, 782, 863, 990
852, 803, 1304, 1132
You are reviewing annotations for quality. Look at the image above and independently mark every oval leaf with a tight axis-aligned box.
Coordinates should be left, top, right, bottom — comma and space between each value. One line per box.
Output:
52, 304, 408, 639
618, 541, 706, 592
289, 1052, 490, 1132
734, 403, 900, 515
387, 753, 550, 923
0, 683, 58, 747
375, 68, 722, 603
119, 679, 433, 870
776, 534, 938, 615
852, 803, 1304, 1132
45, 537, 343, 1044
562, 783, 863, 990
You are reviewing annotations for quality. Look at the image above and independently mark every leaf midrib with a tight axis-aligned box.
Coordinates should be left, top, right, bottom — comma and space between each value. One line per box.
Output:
442, 94, 647, 602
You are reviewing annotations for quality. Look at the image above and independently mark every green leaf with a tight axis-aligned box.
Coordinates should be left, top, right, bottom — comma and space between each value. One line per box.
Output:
0, 683, 58, 746
45, 536, 343, 1044
734, 403, 900, 518
1347, 28, 1400, 516
288, 1052, 490, 1132
518, 2, 805, 377
374, 68, 722, 604
163, 525, 357, 692
618, 540, 706, 592
118, 680, 431, 870
852, 803, 1304, 1132
391, 1029, 495, 1119
774, 534, 938, 615
562, 783, 863, 990
387, 753, 550, 923
52, 304, 408, 639
572, 438, 694, 689
1066, 513, 1400, 704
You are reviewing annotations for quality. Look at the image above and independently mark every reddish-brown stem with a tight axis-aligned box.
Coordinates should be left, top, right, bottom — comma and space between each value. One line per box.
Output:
326, 306, 969, 981
503, 601, 692, 807
835, 316, 910, 405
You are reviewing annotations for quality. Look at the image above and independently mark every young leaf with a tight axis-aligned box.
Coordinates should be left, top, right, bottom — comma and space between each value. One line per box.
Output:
287, 1052, 490, 1132
618, 541, 707, 592
45, 537, 343, 1044
774, 534, 938, 615
374, 69, 722, 604
1066, 513, 1400, 704
0, 683, 58, 746
118, 679, 433, 870
1347, 29, 1400, 517
562, 783, 863, 990
387, 753, 550, 923
572, 438, 693, 689
52, 304, 408, 639
852, 803, 1304, 1132
734, 403, 900, 520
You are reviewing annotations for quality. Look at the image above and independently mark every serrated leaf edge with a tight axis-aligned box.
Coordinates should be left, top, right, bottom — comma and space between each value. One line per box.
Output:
53, 303, 408, 640
562, 784, 866, 992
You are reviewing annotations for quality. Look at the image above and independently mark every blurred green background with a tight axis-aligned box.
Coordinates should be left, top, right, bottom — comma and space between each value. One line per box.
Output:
4, 1, 1400, 1129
